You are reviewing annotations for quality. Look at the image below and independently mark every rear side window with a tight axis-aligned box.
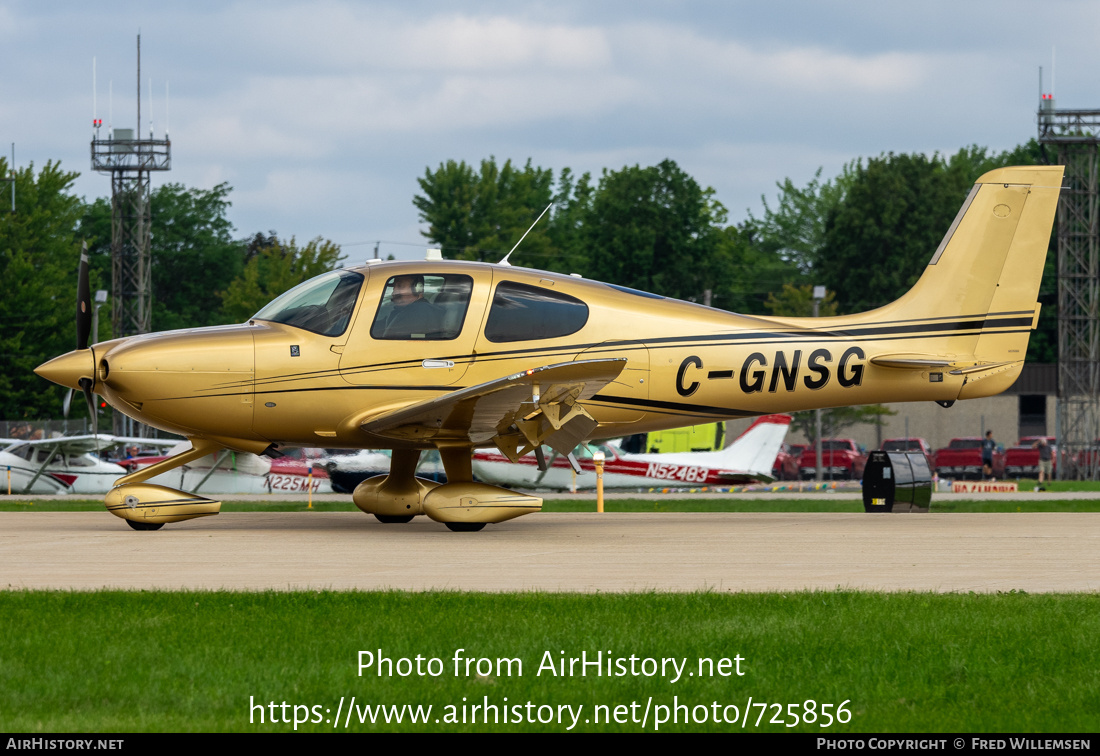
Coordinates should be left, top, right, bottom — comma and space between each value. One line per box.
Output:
484, 282, 589, 343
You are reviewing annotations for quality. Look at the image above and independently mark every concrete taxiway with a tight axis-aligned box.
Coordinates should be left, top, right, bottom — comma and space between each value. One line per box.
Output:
1, 511, 1096, 592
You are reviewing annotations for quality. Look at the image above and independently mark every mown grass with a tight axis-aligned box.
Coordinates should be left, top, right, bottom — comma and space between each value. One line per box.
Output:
0, 591, 1097, 733
3, 496, 1100, 513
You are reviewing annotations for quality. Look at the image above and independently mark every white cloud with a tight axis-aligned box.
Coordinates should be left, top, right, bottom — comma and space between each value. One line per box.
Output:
7, 0, 1100, 253
220, 5, 612, 73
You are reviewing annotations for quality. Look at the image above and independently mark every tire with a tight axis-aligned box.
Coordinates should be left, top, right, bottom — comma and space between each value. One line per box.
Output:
445, 522, 486, 532
374, 514, 415, 524
126, 520, 163, 531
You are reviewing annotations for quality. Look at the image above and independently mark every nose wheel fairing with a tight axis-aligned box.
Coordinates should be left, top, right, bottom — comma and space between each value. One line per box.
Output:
105, 483, 221, 525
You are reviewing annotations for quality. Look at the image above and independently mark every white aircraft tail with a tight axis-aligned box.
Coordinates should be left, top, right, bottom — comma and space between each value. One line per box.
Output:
638, 414, 791, 479
708, 414, 792, 477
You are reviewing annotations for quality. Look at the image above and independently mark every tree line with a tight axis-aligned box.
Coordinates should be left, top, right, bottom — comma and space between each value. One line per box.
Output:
1, 139, 1057, 424
414, 142, 1051, 323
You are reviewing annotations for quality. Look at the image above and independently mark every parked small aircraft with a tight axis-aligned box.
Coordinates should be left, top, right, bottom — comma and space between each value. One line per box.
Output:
471, 414, 790, 491
35, 166, 1063, 531
324, 449, 447, 494
121, 444, 333, 495
0, 434, 176, 494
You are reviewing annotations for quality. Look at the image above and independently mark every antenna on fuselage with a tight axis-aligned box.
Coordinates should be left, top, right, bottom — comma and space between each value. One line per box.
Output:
498, 202, 553, 266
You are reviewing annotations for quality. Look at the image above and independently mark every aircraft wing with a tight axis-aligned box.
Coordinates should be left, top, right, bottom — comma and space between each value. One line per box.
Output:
2, 434, 182, 455
3, 434, 119, 455
110, 435, 183, 449
361, 359, 627, 458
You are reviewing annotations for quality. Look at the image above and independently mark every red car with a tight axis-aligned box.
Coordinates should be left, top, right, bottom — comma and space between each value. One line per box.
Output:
798, 439, 867, 480
1003, 436, 1057, 478
881, 438, 934, 471
772, 443, 808, 481
933, 438, 1005, 480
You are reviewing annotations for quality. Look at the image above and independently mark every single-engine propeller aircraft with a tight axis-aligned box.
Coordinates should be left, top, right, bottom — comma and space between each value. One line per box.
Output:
36, 166, 1063, 531
471, 414, 791, 491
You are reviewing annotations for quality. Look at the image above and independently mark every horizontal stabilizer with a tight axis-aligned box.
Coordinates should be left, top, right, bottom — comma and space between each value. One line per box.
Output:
870, 354, 953, 370
871, 353, 1018, 376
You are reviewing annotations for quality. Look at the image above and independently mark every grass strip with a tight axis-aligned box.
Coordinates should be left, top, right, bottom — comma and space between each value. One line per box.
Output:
0, 591, 1097, 733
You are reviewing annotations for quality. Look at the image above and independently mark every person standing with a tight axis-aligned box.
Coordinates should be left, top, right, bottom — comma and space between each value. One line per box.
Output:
1033, 437, 1053, 489
982, 430, 996, 480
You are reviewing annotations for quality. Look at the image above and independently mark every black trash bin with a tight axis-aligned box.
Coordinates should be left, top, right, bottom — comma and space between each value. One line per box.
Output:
862, 450, 933, 512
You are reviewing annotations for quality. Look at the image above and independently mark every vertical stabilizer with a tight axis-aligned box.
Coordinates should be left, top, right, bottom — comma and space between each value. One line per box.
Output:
632, 414, 792, 478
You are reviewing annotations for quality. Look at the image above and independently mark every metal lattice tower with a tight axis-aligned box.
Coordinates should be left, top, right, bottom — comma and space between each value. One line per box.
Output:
90, 35, 170, 339
1038, 97, 1100, 477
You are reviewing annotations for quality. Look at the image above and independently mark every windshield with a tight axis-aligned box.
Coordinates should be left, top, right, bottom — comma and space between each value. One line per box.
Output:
252, 270, 364, 337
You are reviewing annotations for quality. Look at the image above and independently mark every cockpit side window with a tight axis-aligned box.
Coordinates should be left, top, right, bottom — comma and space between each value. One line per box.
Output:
252, 270, 364, 337
484, 281, 589, 343
370, 274, 473, 340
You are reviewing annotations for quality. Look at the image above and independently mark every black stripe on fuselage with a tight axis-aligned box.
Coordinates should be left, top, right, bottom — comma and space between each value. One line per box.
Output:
589, 394, 752, 418
236, 312, 1033, 391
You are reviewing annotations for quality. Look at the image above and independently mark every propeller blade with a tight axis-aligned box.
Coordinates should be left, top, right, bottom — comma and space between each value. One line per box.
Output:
80, 377, 96, 438
76, 242, 91, 350
62, 388, 74, 418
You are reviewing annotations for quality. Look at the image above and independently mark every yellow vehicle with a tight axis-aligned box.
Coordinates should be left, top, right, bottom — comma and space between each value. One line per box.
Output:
645, 423, 724, 453
37, 166, 1063, 531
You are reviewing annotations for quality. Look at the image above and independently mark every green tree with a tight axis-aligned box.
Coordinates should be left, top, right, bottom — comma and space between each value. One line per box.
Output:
414, 157, 556, 264
0, 160, 86, 419
220, 235, 343, 322
750, 164, 856, 276
817, 152, 962, 312
818, 145, 1049, 314
583, 159, 728, 302
764, 283, 838, 318
543, 167, 595, 275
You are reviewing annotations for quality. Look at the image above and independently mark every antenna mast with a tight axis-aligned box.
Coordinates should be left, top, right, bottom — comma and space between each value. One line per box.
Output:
499, 202, 554, 266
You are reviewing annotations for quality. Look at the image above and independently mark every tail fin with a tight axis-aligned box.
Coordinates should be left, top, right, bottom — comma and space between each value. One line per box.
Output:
865, 165, 1063, 397
639, 414, 791, 479
713, 413, 793, 477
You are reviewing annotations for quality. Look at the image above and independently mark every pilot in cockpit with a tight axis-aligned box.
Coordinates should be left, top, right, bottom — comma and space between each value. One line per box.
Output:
380, 274, 441, 339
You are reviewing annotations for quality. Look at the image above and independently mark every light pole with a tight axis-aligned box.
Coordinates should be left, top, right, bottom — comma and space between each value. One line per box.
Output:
91, 290, 108, 344
813, 285, 825, 482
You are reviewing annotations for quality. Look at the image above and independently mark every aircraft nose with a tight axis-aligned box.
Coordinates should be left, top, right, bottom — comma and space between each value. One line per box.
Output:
35, 349, 95, 391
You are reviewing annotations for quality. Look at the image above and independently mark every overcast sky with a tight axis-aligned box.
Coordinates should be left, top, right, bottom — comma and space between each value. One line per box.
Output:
2, 1, 1097, 262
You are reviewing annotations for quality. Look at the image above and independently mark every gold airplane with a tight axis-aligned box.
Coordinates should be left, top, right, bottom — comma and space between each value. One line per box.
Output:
36, 165, 1063, 531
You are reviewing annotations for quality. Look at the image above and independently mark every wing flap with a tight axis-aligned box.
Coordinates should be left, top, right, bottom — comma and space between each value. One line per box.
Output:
361, 359, 626, 456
